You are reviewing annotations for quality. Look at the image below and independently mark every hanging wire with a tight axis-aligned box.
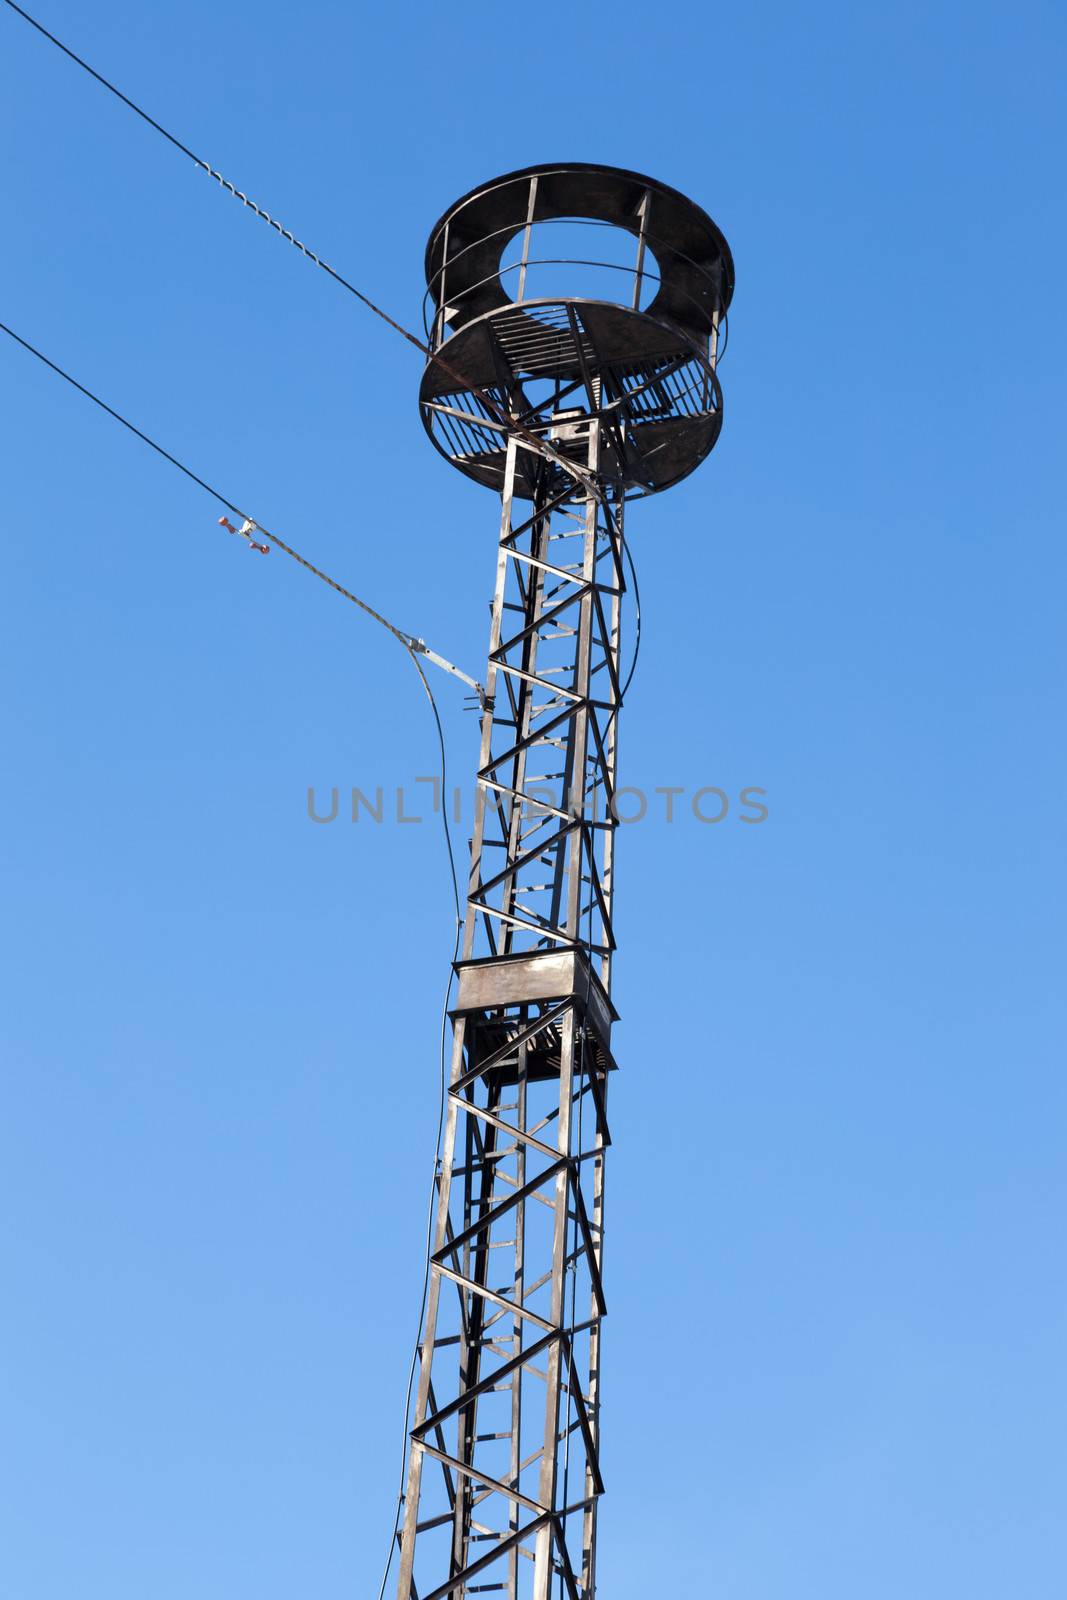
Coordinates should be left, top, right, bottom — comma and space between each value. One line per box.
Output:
374, 653, 462, 1600
0, 300, 644, 1600
556, 487, 633, 1591
0, 0, 429, 354
0, 9, 647, 1559
619, 533, 642, 705
0, 0, 600, 501
0, 306, 474, 1600
0, 318, 476, 675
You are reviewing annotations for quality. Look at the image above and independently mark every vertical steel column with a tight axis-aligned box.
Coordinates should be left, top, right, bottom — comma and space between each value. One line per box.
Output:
396, 427, 624, 1600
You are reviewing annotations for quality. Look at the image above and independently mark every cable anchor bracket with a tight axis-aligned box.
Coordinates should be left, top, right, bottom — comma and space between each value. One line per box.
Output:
219, 515, 269, 554
408, 636, 492, 712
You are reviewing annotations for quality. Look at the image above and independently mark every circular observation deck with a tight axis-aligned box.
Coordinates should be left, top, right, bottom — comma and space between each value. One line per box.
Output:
419, 162, 734, 499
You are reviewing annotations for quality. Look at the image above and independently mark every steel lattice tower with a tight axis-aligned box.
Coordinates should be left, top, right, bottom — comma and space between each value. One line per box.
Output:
395, 163, 734, 1600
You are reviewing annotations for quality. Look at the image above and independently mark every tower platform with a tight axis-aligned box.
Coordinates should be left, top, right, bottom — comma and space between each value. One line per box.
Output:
419, 162, 734, 498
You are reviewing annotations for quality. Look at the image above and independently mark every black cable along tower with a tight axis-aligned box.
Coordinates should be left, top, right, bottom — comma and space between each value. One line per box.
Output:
396, 163, 734, 1600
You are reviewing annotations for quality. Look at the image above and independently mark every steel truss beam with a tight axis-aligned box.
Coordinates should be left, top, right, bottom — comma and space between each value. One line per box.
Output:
397, 423, 623, 1600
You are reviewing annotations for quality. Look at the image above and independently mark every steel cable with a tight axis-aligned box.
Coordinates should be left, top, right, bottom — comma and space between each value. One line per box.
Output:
1, 0, 602, 501
0, 318, 432, 655
0, 308, 469, 1600
375, 653, 462, 1600
1, 6, 646, 1559
1, 307, 642, 1598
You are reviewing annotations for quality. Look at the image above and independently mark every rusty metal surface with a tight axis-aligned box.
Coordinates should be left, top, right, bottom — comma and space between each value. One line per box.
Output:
423, 161, 734, 342
418, 164, 731, 500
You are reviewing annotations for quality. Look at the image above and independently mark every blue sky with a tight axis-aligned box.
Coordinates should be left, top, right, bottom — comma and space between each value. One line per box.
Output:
1, 2, 1064, 1596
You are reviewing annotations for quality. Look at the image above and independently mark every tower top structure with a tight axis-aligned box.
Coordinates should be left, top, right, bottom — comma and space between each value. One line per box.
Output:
419, 161, 733, 499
